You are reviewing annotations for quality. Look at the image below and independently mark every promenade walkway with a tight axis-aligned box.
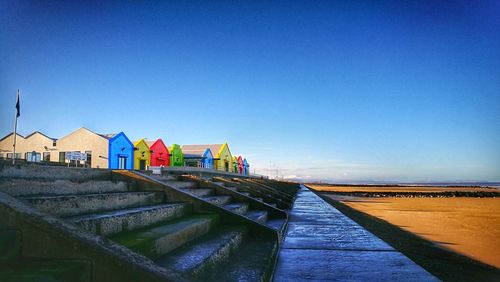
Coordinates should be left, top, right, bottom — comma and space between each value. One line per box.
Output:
273, 186, 438, 281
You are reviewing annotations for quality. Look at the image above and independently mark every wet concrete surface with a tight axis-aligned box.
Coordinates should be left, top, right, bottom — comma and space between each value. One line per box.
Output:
273, 186, 438, 281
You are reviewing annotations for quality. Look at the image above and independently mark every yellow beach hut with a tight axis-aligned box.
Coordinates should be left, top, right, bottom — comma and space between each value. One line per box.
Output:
133, 139, 151, 170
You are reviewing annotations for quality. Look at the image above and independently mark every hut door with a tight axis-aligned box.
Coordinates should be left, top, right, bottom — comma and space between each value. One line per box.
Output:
225, 161, 229, 172
118, 156, 127, 169
139, 160, 146, 170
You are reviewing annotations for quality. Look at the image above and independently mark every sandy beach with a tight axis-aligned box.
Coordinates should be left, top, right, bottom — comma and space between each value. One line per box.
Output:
325, 195, 500, 268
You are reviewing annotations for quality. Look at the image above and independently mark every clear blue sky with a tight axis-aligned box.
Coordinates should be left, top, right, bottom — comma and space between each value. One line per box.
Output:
1, 1, 499, 181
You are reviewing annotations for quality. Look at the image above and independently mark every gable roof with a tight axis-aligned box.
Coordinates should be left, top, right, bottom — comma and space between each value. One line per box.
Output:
25, 131, 56, 141
147, 139, 169, 151
134, 138, 150, 148
203, 148, 213, 158
0, 132, 25, 142
169, 144, 182, 151
56, 127, 106, 143
108, 132, 133, 147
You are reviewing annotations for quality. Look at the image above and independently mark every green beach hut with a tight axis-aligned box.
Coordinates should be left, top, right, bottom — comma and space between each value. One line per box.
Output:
169, 144, 184, 167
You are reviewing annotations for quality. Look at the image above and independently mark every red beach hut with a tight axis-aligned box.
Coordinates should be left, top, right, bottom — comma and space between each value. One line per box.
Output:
148, 139, 170, 167
237, 156, 244, 174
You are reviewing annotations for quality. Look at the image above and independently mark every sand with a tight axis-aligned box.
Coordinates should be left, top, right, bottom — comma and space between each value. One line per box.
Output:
323, 193, 500, 269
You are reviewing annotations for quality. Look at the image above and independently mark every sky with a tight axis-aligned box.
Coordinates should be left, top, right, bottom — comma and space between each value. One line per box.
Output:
1, 1, 499, 182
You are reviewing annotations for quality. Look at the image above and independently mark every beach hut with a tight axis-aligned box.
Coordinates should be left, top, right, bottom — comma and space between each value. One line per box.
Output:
182, 145, 214, 168
243, 159, 249, 175
169, 144, 184, 167
106, 132, 134, 170
148, 139, 170, 167
133, 139, 151, 170
237, 156, 244, 174
202, 149, 214, 169
232, 156, 238, 173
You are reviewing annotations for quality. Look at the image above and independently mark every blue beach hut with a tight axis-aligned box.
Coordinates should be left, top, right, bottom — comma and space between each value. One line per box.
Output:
104, 132, 134, 170
201, 148, 214, 169
243, 158, 249, 175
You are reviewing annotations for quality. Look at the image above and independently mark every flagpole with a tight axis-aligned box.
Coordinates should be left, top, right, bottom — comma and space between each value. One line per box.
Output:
12, 89, 19, 165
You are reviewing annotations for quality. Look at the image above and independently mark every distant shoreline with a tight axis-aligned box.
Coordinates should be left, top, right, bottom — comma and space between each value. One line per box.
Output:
307, 182, 500, 188
307, 184, 500, 198
318, 190, 499, 198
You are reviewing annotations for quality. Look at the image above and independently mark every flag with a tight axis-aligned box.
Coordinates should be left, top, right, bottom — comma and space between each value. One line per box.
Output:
15, 92, 20, 118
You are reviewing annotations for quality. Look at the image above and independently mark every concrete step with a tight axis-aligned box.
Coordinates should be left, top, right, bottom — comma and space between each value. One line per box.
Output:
269, 203, 277, 208
0, 258, 91, 282
156, 226, 247, 280
240, 191, 251, 197
208, 239, 276, 282
245, 210, 269, 224
69, 203, 191, 236
150, 174, 177, 181
0, 179, 129, 197
223, 202, 249, 215
161, 180, 197, 189
203, 195, 232, 206
0, 230, 21, 260
110, 214, 219, 260
181, 188, 214, 197
266, 218, 286, 231
22, 192, 165, 217
254, 197, 263, 202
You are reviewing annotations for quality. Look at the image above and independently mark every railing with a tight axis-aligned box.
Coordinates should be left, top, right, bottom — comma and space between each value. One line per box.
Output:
148, 166, 268, 179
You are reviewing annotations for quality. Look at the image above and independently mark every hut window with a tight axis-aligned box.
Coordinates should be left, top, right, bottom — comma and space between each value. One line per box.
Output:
43, 152, 50, 162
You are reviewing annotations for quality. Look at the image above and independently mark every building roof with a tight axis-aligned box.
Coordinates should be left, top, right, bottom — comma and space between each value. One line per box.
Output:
99, 133, 117, 139
133, 138, 150, 147
182, 144, 227, 158
0, 132, 25, 142
1, 131, 56, 142
169, 144, 182, 151
181, 145, 211, 157
25, 131, 56, 141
